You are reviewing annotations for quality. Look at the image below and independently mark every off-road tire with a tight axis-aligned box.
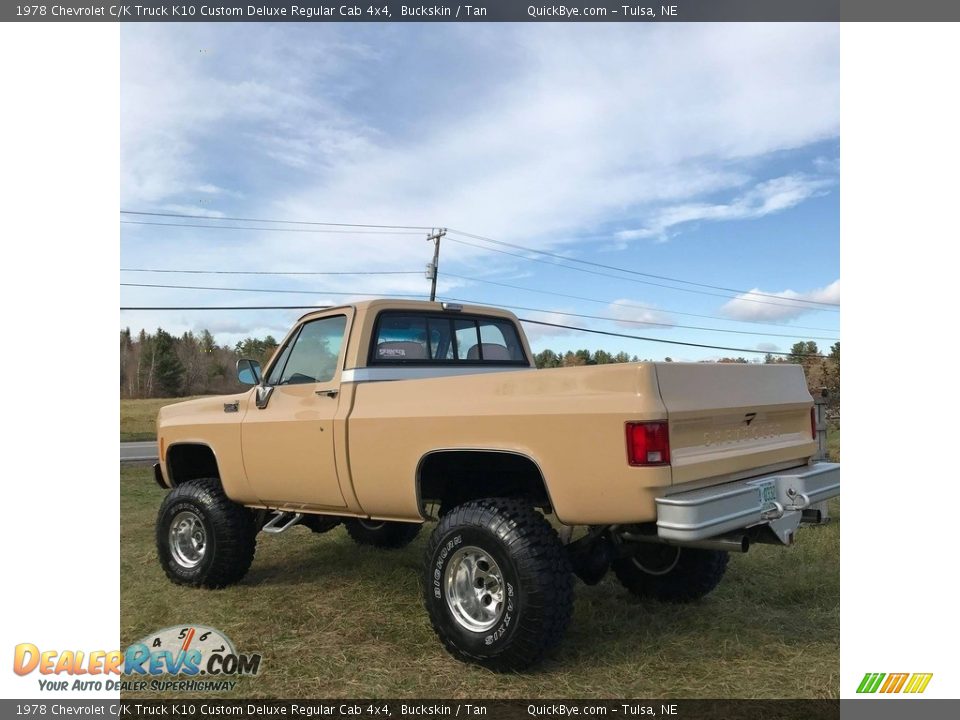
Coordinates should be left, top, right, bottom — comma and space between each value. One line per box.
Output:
612, 545, 729, 603
344, 518, 421, 549
423, 498, 574, 671
156, 478, 257, 589
302, 515, 342, 534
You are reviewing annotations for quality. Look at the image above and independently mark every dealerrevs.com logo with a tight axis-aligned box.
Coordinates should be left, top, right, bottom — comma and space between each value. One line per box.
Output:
857, 672, 933, 694
13, 625, 261, 693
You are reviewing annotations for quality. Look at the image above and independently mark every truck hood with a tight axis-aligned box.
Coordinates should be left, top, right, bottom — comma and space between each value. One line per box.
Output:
157, 393, 249, 426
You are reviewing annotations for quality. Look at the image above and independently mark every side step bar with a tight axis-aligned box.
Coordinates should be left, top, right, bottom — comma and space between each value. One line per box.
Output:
262, 511, 303, 534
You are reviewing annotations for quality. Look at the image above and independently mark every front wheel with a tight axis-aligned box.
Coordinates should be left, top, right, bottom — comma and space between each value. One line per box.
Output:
612, 544, 729, 603
156, 478, 257, 589
344, 518, 421, 549
423, 498, 574, 671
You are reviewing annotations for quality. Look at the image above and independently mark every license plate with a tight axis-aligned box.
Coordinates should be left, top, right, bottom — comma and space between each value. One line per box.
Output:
756, 480, 777, 508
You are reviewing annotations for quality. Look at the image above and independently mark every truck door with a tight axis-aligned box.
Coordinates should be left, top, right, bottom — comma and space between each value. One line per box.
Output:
241, 310, 352, 509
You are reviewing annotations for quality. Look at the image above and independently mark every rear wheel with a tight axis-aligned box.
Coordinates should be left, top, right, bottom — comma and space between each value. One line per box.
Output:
156, 478, 257, 588
423, 498, 574, 671
344, 518, 421, 549
612, 545, 728, 603
301, 515, 342, 534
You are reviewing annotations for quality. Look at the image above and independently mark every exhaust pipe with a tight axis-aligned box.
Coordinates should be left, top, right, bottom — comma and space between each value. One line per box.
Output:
620, 530, 750, 554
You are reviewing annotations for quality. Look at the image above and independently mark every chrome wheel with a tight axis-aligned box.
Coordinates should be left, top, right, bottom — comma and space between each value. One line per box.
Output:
358, 519, 386, 531
169, 510, 207, 569
444, 546, 505, 632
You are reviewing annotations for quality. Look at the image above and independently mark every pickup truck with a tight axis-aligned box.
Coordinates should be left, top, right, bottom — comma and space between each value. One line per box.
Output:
153, 299, 840, 670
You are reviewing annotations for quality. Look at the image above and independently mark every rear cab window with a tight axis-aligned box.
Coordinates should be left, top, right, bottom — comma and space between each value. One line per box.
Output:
371, 312, 528, 366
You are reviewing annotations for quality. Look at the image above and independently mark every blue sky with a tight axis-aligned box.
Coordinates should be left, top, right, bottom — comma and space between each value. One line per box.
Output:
120, 23, 839, 361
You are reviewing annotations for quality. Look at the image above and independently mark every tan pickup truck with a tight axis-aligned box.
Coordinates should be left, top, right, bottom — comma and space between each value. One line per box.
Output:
153, 299, 840, 670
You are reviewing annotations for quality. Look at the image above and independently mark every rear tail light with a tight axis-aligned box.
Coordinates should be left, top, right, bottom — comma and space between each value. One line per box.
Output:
626, 422, 670, 466
810, 407, 817, 440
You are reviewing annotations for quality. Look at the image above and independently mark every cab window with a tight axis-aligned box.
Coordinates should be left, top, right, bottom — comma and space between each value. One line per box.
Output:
371, 312, 526, 365
272, 315, 347, 385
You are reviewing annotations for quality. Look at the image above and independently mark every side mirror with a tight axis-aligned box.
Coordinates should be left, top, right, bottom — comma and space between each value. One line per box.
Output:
237, 358, 262, 386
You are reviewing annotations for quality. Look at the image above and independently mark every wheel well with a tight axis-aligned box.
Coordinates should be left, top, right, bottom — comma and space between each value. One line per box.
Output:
165, 443, 220, 486
417, 450, 551, 516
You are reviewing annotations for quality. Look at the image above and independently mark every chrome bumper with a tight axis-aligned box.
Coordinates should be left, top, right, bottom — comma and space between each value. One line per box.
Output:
655, 462, 840, 543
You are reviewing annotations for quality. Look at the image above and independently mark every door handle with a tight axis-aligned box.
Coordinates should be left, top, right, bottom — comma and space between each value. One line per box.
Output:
316, 389, 339, 398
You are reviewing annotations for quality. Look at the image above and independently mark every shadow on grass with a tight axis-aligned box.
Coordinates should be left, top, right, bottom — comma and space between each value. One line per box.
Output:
122, 465, 838, 698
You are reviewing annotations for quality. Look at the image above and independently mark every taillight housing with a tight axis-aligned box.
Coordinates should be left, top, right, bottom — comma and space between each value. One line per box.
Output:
626, 422, 671, 466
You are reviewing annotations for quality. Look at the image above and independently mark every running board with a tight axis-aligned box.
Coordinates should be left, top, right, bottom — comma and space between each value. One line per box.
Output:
262, 511, 303, 534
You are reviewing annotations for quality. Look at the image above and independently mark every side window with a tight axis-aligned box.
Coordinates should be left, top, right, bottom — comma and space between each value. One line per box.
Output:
265, 339, 295, 386
275, 315, 347, 385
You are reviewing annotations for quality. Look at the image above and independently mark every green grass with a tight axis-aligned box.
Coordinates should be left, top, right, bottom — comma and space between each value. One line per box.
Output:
120, 397, 203, 441
827, 424, 840, 462
121, 467, 839, 699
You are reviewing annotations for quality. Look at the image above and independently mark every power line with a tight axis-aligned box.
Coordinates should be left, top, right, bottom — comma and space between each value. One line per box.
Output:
120, 210, 837, 309
448, 228, 840, 310
120, 282, 431, 299
443, 250, 836, 332
444, 272, 842, 333
446, 235, 840, 319
120, 210, 435, 231
120, 209, 837, 315
516, 319, 820, 358
120, 281, 837, 340
447, 235, 834, 311
120, 265, 837, 332
117, 302, 822, 357
121, 220, 426, 236
121, 268, 422, 277
438, 297, 837, 341
121, 305, 326, 311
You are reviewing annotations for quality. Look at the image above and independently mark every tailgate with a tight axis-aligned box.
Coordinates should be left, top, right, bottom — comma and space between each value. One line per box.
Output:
654, 362, 817, 485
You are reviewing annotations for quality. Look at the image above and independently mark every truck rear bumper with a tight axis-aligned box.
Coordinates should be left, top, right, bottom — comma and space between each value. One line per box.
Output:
655, 462, 840, 543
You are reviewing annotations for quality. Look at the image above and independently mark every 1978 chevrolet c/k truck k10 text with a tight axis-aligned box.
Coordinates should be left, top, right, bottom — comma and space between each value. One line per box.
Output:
152, 299, 840, 670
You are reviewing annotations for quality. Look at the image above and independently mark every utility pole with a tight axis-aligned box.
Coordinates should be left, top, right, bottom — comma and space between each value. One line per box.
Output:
426, 228, 446, 302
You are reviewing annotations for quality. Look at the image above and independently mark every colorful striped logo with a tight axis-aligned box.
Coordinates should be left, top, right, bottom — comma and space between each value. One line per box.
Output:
857, 672, 933, 694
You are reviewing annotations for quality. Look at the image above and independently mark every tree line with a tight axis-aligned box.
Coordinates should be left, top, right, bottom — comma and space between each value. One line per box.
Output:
120, 328, 279, 399
120, 328, 838, 417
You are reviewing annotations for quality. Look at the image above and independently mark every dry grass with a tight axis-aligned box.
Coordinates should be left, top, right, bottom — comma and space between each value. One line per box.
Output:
120, 397, 204, 441
121, 466, 839, 699
827, 424, 840, 462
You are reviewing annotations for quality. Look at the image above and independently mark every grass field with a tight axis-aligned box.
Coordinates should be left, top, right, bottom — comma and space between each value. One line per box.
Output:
121, 465, 839, 699
120, 397, 203, 441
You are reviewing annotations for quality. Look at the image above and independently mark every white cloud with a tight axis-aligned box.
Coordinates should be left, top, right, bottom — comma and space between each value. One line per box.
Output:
616, 174, 835, 241
120, 24, 838, 341
606, 301, 675, 330
756, 342, 781, 353
275, 25, 839, 247
122, 24, 838, 268
518, 311, 582, 343
720, 279, 840, 322
813, 155, 841, 174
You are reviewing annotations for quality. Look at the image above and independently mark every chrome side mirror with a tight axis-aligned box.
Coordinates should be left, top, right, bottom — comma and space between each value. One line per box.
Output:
237, 358, 262, 386
255, 385, 274, 409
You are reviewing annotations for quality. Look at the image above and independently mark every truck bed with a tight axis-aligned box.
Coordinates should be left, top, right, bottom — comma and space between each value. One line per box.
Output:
344, 361, 816, 525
